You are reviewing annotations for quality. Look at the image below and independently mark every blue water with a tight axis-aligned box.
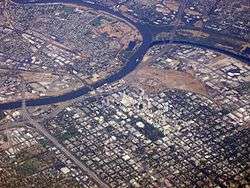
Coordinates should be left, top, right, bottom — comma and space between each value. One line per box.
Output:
0, 0, 249, 110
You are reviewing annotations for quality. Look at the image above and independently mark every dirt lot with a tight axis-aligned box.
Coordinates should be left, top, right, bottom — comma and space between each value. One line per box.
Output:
125, 65, 208, 96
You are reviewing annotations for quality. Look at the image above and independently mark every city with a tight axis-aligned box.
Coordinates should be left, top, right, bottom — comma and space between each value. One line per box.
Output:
0, 0, 249, 187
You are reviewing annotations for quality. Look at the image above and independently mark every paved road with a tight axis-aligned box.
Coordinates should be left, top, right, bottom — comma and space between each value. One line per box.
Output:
21, 99, 109, 188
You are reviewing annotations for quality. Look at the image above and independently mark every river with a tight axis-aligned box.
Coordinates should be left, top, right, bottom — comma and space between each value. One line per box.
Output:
0, 0, 249, 110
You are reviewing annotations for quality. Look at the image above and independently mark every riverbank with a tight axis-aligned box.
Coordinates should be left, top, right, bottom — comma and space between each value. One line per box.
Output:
1, 0, 249, 110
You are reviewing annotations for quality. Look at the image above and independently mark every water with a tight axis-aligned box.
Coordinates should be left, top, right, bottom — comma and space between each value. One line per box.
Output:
0, 0, 249, 110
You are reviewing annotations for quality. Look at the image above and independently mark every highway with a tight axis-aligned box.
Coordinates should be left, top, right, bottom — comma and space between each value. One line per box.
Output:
22, 107, 109, 188
20, 79, 109, 188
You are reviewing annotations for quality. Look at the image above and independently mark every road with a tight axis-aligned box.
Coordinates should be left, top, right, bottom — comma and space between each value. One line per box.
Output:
20, 80, 109, 188
22, 107, 109, 188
